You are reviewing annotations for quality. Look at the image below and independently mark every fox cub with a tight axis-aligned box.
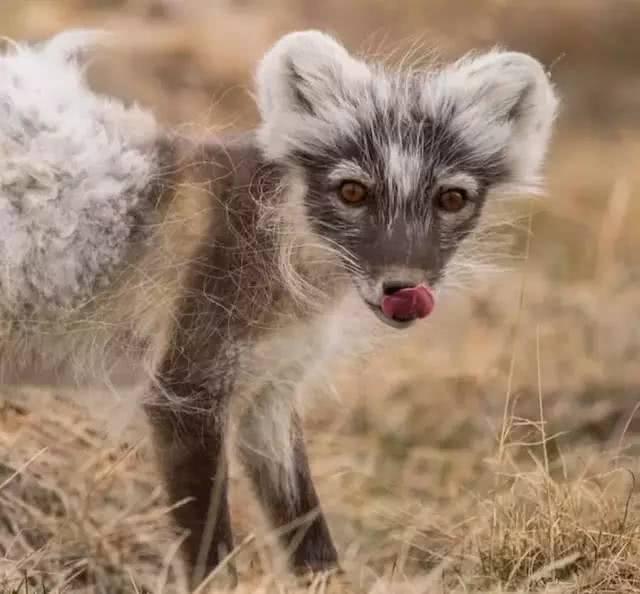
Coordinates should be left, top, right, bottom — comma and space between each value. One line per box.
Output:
0, 29, 557, 585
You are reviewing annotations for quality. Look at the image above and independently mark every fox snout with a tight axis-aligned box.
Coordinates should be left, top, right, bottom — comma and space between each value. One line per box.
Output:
356, 272, 436, 329
381, 284, 434, 322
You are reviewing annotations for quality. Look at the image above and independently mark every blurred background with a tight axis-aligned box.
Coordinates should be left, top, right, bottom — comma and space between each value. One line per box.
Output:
2, 1, 640, 592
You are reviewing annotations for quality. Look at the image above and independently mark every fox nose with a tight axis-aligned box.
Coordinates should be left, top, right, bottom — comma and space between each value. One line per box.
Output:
382, 281, 416, 296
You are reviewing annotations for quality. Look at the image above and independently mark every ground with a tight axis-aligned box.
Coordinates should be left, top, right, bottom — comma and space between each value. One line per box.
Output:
1, 1, 640, 593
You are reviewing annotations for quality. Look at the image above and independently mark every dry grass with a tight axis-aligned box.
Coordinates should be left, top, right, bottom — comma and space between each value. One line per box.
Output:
2, 1, 640, 592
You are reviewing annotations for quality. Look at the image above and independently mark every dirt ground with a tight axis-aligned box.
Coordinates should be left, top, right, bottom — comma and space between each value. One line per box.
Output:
2, 1, 640, 592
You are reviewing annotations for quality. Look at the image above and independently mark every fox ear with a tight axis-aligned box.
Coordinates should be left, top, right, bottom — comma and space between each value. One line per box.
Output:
444, 50, 559, 187
256, 30, 370, 119
255, 30, 371, 160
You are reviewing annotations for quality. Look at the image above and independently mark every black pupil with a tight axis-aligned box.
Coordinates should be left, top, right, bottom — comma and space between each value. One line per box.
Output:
344, 184, 363, 201
444, 191, 463, 210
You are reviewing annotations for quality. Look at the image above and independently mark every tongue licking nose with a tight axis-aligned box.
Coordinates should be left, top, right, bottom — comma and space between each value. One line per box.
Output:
381, 285, 435, 322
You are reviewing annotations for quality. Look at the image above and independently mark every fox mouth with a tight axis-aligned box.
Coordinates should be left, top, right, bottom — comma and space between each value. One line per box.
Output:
365, 301, 417, 329
364, 285, 435, 330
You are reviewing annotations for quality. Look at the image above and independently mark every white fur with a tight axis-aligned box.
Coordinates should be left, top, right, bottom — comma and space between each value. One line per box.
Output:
428, 49, 559, 189
0, 30, 161, 318
385, 142, 423, 207
233, 288, 385, 499
255, 30, 371, 162
438, 172, 480, 196
256, 31, 558, 193
327, 161, 372, 186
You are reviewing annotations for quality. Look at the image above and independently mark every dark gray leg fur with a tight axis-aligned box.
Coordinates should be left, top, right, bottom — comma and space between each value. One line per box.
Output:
145, 391, 235, 588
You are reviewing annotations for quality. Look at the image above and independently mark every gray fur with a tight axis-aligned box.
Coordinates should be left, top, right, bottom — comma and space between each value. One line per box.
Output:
256, 32, 558, 310
0, 29, 558, 586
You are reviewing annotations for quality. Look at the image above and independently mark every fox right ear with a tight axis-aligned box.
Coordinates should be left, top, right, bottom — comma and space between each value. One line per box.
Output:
255, 30, 371, 161
256, 30, 369, 118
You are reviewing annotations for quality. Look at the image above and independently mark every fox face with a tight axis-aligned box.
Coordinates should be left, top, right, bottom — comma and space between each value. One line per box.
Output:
255, 31, 558, 328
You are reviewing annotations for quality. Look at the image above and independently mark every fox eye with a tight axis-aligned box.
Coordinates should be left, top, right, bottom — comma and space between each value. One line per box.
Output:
437, 188, 468, 213
339, 181, 368, 205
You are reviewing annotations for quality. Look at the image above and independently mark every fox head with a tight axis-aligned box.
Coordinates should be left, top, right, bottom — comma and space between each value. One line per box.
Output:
255, 31, 558, 328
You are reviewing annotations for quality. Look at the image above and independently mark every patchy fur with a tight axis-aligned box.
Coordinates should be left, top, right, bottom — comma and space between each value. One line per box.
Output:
0, 29, 559, 586
0, 30, 161, 319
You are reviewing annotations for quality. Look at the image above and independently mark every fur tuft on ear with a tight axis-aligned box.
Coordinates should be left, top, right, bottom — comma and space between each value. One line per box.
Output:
255, 30, 371, 161
437, 50, 559, 189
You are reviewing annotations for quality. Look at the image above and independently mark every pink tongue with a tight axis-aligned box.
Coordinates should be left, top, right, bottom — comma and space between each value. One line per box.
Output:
381, 286, 435, 321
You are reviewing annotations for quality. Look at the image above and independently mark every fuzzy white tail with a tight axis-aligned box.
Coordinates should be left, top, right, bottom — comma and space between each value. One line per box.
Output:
0, 30, 161, 319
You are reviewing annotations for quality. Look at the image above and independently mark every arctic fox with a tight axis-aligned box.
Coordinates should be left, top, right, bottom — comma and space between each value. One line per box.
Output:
0, 29, 557, 586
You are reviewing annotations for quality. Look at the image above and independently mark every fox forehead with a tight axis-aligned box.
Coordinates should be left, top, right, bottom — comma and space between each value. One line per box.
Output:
291, 78, 507, 214
257, 31, 558, 210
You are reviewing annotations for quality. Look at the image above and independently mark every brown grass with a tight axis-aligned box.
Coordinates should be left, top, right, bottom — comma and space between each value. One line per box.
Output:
2, 1, 640, 592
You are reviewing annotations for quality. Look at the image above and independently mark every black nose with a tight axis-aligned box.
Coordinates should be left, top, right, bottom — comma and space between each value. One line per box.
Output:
382, 281, 415, 296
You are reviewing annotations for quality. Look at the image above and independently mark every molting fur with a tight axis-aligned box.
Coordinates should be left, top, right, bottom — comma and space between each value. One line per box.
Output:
0, 31, 164, 319
0, 29, 558, 586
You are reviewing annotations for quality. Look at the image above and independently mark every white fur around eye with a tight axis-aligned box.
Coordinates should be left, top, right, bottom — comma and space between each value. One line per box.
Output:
327, 161, 372, 187
437, 172, 480, 198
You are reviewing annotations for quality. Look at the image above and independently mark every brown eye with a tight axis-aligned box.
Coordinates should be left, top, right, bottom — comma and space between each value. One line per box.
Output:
339, 181, 368, 205
437, 189, 468, 213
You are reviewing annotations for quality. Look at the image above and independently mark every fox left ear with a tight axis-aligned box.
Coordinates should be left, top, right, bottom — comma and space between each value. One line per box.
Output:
442, 50, 559, 188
